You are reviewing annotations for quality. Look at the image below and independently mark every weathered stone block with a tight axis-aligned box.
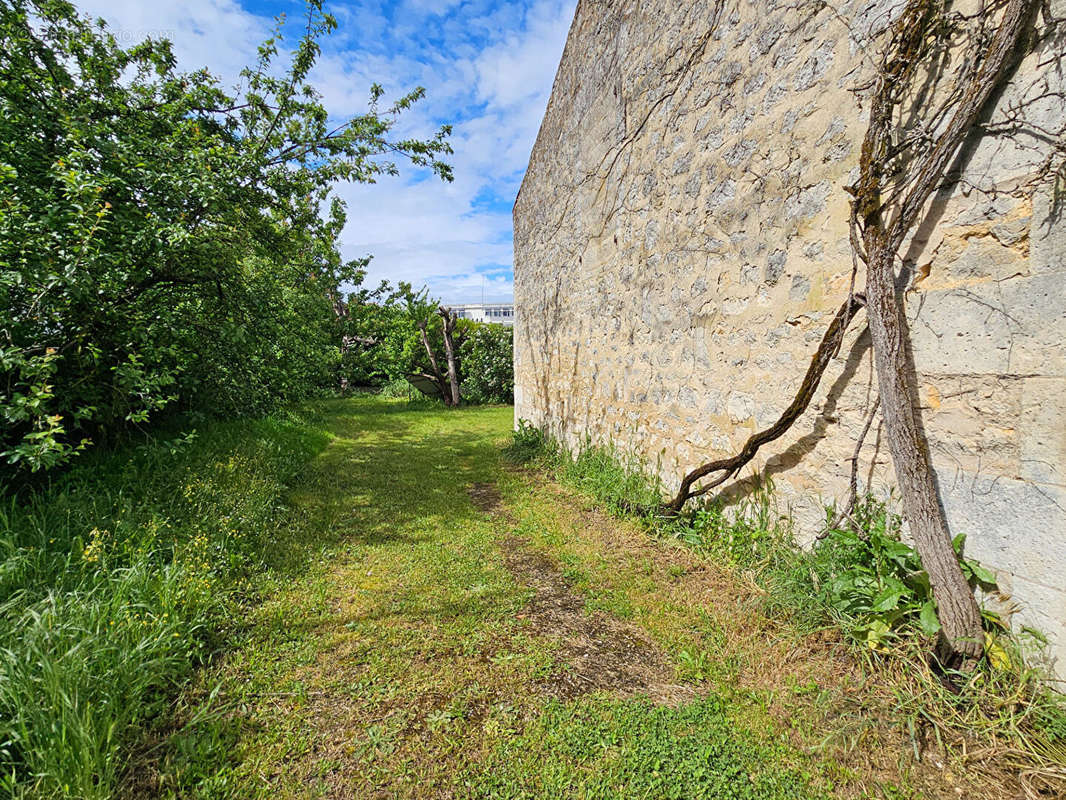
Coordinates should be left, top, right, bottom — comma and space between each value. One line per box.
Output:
936, 472, 1066, 592
908, 274, 1066, 377
1019, 377, 1066, 486
1032, 182, 1065, 276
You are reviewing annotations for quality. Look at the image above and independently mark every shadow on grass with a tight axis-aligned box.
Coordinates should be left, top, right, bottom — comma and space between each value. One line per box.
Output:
124, 398, 516, 798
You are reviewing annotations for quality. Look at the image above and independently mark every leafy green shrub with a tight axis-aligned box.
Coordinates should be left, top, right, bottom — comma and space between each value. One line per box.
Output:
379, 377, 414, 399
459, 324, 514, 404
504, 419, 551, 464
805, 499, 999, 650
683, 493, 1003, 651
337, 284, 430, 387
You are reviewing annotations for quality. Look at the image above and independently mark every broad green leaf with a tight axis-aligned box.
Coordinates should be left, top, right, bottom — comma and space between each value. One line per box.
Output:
919, 601, 941, 636
872, 586, 906, 612
966, 560, 997, 587
865, 619, 891, 650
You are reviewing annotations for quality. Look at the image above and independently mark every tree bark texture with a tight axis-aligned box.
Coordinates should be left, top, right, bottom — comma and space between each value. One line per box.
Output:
417, 320, 450, 402
864, 242, 983, 665
854, 0, 1035, 667
438, 305, 461, 406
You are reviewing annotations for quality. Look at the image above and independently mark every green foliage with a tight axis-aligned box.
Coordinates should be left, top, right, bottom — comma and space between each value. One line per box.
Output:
505, 421, 660, 516
0, 0, 451, 473
683, 479, 790, 568
804, 501, 998, 650
0, 411, 328, 798
675, 648, 713, 684
336, 282, 427, 387
505, 419, 552, 463
467, 695, 826, 799
682, 492, 1009, 653
562, 445, 663, 517
378, 377, 414, 399
459, 323, 514, 404
338, 287, 514, 405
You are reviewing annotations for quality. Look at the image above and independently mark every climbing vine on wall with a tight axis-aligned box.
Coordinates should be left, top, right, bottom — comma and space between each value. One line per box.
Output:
668, 0, 1064, 671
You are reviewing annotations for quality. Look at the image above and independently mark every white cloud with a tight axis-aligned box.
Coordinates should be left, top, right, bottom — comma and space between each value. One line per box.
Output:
474, 0, 573, 111
75, 0, 577, 304
335, 0, 576, 303
77, 0, 274, 87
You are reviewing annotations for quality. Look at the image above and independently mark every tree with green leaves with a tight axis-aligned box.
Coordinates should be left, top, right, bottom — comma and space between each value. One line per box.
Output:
0, 0, 452, 474
460, 323, 513, 404
337, 281, 514, 406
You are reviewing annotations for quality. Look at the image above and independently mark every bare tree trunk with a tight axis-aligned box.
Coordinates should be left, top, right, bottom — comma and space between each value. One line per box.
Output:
438, 306, 461, 406
417, 320, 450, 402
852, 0, 1035, 669
864, 243, 982, 667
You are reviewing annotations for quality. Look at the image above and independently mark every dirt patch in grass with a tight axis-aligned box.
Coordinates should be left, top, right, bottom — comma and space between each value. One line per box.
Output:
469, 482, 694, 705
501, 535, 694, 704
467, 481, 502, 514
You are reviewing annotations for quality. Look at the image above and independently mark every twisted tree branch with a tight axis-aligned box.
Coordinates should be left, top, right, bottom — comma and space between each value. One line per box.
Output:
665, 293, 867, 513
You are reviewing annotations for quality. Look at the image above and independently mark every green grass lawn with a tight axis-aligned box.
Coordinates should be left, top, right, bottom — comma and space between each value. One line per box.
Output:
137, 397, 835, 799
5, 397, 1036, 799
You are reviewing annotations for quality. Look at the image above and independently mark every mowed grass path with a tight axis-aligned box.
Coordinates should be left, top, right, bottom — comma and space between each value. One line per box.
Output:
143, 398, 861, 799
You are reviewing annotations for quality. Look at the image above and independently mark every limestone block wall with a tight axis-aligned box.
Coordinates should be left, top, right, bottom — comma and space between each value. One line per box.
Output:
513, 0, 1066, 671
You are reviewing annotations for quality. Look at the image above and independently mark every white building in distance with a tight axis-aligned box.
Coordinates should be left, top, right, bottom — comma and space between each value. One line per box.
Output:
447, 302, 514, 326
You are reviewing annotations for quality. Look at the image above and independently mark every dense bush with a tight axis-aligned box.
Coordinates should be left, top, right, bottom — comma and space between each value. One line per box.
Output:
336, 283, 424, 387
337, 286, 514, 405
804, 501, 1000, 649
459, 323, 514, 404
0, 0, 450, 474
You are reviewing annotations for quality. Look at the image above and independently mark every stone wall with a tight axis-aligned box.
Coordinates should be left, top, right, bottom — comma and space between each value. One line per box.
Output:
513, 0, 1066, 672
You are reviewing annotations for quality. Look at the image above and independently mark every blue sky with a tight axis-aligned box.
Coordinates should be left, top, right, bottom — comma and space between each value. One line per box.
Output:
77, 0, 577, 303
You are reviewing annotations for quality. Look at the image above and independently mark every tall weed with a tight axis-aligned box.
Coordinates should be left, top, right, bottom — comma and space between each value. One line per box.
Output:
0, 412, 327, 798
506, 421, 660, 517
